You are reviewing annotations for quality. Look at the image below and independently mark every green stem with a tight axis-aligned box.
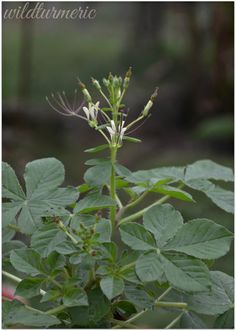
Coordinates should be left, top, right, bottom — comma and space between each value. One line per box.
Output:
165, 311, 185, 329
112, 287, 187, 328
125, 191, 149, 211
7, 223, 21, 232
99, 89, 113, 109
156, 301, 187, 309
110, 146, 117, 231
120, 261, 136, 272
157, 287, 172, 301
126, 115, 145, 130
2, 270, 47, 296
2, 270, 66, 316
111, 318, 137, 329
115, 193, 123, 209
58, 221, 78, 245
118, 195, 170, 226
45, 305, 66, 315
49, 277, 63, 289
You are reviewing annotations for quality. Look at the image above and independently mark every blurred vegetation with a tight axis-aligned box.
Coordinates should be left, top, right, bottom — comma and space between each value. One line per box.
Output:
2, 2, 233, 328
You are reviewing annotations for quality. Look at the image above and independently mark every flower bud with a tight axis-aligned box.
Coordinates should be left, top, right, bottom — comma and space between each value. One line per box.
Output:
150, 87, 159, 102
92, 77, 101, 90
78, 78, 92, 103
123, 67, 132, 89
142, 100, 153, 117
103, 78, 109, 88
82, 89, 92, 103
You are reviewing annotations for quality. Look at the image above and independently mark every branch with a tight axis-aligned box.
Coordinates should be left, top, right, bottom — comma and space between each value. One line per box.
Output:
165, 311, 185, 329
118, 194, 170, 226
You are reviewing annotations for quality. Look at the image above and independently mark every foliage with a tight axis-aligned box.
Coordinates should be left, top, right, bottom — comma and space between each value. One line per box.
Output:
2, 70, 234, 329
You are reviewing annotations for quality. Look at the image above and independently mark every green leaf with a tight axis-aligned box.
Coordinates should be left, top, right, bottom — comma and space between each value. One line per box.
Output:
84, 144, 109, 153
3, 300, 60, 327
84, 164, 111, 186
46, 251, 66, 272
85, 158, 110, 165
2, 202, 22, 227
123, 136, 142, 143
151, 185, 194, 202
31, 223, 66, 257
143, 204, 183, 247
115, 163, 132, 177
214, 309, 234, 328
101, 242, 118, 262
186, 179, 234, 214
3, 240, 26, 257
55, 241, 78, 255
3, 226, 15, 243
112, 300, 137, 319
120, 266, 141, 284
183, 271, 234, 315
124, 284, 154, 309
3, 158, 78, 234
120, 223, 156, 251
180, 312, 207, 329
10, 248, 43, 276
96, 219, 112, 243
100, 276, 124, 300
63, 287, 88, 307
24, 158, 64, 199
40, 289, 61, 303
136, 251, 164, 282
161, 253, 211, 292
15, 278, 44, 298
77, 183, 92, 193
75, 193, 116, 213
163, 219, 233, 259
125, 166, 185, 184
69, 287, 110, 327
2, 162, 25, 200
185, 160, 234, 182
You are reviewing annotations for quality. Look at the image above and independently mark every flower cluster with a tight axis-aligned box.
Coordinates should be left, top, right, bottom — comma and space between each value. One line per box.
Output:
46, 69, 158, 147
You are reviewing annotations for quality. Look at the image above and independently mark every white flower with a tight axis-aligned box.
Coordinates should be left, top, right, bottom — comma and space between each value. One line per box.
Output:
106, 120, 127, 145
118, 121, 127, 143
82, 102, 99, 121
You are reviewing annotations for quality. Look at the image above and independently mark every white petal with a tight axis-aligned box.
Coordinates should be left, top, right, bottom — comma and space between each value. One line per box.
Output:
83, 107, 90, 120
110, 120, 117, 132
90, 106, 95, 120
106, 126, 115, 137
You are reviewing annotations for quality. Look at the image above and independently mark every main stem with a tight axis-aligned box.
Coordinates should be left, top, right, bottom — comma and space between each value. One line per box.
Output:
110, 146, 117, 231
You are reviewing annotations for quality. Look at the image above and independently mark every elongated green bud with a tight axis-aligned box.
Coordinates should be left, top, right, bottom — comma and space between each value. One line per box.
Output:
78, 78, 92, 103
150, 87, 159, 102
91, 77, 101, 90
142, 87, 159, 117
123, 67, 132, 89
142, 100, 153, 117
103, 78, 109, 88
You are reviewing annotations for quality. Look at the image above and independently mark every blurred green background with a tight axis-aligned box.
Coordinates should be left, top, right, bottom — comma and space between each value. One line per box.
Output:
2, 1, 234, 328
